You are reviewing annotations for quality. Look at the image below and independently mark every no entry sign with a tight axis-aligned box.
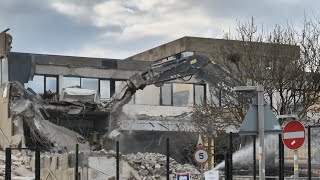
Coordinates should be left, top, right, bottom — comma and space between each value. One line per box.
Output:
282, 120, 305, 150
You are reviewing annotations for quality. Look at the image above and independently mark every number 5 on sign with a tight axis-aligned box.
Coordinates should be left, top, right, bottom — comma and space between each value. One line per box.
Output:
193, 147, 209, 164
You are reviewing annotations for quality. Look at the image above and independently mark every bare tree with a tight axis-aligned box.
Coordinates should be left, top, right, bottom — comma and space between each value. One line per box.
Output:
191, 17, 320, 147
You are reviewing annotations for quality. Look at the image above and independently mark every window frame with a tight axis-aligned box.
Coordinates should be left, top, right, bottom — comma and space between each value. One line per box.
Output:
160, 82, 207, 107
160, 83, 173, 106
193, 84, 207, 106
44, 75, 59, 94
25, 74, 59, 95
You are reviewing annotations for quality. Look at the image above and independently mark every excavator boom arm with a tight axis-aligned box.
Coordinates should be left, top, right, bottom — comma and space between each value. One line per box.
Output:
107, 55, 241, 113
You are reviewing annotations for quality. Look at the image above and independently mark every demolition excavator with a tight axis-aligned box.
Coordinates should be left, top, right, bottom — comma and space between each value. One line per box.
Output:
106, 54, 243, 113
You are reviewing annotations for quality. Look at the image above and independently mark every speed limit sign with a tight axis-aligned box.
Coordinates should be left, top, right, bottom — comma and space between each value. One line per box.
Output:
193, 147, 209, 164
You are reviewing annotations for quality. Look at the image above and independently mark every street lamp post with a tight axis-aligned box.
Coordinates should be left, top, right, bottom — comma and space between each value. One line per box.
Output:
234, 85, 265, 180
257, 85, 265, 180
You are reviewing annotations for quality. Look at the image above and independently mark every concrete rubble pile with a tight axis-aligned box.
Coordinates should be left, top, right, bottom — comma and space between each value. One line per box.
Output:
0, 149, 200, 180
85, 150, 200, 179
0, 151, 34, 179
9, 82, 89, 152
1, 82, 201, 179
123, 152, 200, 180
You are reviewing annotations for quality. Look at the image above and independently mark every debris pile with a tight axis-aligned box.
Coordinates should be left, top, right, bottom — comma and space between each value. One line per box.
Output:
77, 149, 201, 179
0, 151, 34, 179
9, 82, 90, 152
123, 152, 200, 179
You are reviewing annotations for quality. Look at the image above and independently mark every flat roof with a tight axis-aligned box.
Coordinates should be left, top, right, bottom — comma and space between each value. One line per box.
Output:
126, 36, 300, 62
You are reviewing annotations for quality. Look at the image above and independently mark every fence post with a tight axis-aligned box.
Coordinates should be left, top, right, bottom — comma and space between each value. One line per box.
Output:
281, 136, 284, 180
225, 152, 229, 180
75, 144, 79, 180
116, 141, 119, 180
279, 134, 282, 180
166, 138, 170, 180
229, 132, 233, 180
5, 148, 11, 180
253, 135, 256, 180
308, 126, 311, 180
35, 147, 40, 180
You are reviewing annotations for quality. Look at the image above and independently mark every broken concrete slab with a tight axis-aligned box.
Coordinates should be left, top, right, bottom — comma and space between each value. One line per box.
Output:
11, 177, 34, 180
13, 166, 34, 178
10, 134, 22, 148
60, 87, 99, 103
9, 82, 90, 152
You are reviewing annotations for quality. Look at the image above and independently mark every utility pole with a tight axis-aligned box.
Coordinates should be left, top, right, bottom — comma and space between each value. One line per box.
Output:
257, 85, 265, 180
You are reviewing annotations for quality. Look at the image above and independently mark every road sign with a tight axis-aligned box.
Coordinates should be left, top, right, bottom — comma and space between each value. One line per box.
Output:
282, 120, 305, 150
176, 172, 190, 180
194, 147, 209, 164
205, 170, 219, 180
197, 135, 203, 147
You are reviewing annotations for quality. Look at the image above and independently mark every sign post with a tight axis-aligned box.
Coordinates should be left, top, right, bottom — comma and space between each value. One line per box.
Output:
197, 134, 203, 147
194, 146, 209, 179
282, 120, 306, 180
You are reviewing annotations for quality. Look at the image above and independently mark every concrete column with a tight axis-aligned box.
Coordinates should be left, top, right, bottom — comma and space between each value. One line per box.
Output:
58, 75, 64, 95
2, 57, 8, 84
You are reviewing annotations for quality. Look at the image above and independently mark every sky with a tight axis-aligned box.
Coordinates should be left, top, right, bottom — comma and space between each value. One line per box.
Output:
1, 0, 319, 59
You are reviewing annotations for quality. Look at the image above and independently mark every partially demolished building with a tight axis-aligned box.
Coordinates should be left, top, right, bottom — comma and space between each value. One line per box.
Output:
0, 50, 207, 158
0, 53, 144, 146
0, 36, 301, 178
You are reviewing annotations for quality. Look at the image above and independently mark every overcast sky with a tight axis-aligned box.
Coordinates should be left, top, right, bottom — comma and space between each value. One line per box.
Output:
1, 0, 319, 59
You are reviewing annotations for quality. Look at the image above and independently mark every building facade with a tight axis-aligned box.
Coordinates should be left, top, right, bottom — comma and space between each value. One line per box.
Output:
0, 36, 301, 169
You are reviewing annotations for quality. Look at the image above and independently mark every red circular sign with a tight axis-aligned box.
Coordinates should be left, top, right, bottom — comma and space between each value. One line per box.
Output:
282, 120, 305, 150
193, 147, 209, 164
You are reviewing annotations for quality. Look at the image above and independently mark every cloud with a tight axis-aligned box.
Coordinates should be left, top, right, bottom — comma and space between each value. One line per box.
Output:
49, 0, 220, 41
51, 1, 89, 19
2, 0, 320, 59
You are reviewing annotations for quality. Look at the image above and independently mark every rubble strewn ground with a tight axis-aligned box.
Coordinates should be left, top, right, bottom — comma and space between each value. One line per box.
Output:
87, 150, 202, 179
83, 149, 201, 179
0, 150, 34, 179
123, 152, 200, 180
0, 148, 201, 180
